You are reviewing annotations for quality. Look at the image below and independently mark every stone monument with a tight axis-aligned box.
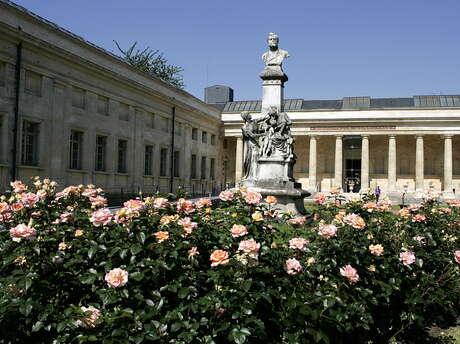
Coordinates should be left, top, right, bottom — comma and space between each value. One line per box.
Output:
240, 33, 310, 214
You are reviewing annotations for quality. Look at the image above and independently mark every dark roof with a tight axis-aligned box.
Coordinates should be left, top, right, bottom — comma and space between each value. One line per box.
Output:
212, 95, 460, 112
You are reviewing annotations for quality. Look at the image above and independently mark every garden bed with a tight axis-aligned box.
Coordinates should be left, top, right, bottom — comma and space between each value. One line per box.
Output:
0, 179, 459, 343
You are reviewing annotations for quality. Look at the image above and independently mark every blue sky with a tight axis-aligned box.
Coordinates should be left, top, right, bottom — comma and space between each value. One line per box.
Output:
11, 0, 460, 102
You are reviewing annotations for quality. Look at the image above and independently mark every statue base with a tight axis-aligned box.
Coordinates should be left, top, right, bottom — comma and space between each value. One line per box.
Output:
243, 156, 310, 215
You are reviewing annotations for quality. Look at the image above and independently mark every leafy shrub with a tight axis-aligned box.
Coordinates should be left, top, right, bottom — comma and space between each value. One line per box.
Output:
0, 179, 459, 343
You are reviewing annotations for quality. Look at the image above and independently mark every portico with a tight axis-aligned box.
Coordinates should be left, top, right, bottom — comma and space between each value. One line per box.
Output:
222, 102, 460, 199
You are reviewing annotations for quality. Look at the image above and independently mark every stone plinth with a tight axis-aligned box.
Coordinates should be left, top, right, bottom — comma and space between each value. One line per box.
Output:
260, 72, 288, 113
243, 156, 310, 214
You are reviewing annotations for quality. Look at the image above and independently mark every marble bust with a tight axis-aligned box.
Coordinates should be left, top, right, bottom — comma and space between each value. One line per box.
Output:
260, 32, 289, 79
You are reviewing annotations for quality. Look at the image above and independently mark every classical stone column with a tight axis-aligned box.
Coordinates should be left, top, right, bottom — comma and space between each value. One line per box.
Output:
360, 135, 369, 193
334, 135, 343, 189
235, 137, 244, 184
387, 135, 397, 192
443, 134, 454, 197
308, 135, 317, 191
415, 135, 424, 193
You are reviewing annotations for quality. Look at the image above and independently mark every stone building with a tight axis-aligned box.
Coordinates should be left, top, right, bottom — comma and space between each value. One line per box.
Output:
2, 0, 460, 200
0, 0, 222, 196
217, 95, 460, 198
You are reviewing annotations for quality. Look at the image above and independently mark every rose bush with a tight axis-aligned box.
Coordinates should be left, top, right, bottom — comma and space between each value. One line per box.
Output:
0, 179, 459, 343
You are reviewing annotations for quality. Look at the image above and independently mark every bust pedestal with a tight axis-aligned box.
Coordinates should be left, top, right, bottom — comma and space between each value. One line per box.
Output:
260, 70, 288, 113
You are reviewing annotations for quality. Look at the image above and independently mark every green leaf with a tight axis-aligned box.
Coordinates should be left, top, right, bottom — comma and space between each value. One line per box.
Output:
32, 321, 43, 332
242, 279, 252, 292
137, 232, 146, 244
130, 244, 142, 255
88, 245, 97, 259
178, 287, 189, 299
131, 271, 144, 281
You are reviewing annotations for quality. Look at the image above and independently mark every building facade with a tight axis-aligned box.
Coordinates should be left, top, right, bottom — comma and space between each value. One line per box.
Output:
2, 0, 460, 200
0, 0, 223, 196
219, 96, 460, 198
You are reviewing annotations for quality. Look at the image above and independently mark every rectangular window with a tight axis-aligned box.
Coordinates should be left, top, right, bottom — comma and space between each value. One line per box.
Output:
144, 145, 153, 175
119, 103, 129, 121
117, 139, 127, 173
202, 131, 207, 144
160, 148, 168, 176
25, 70, 42, 96
173, 151, 180, 177
211, 134, 216, 145
192, 128, 198, 140
21, 120, 40, 166
210, 158, 215, 180
69, 130, 83, 170
223, 139, 228, 149
97, 95, 109, 115
160, 116, 169, 132
201, 156, 206, 180
191, 154, 197, 179
72, 87, 85, 109
95, 135, 107, 171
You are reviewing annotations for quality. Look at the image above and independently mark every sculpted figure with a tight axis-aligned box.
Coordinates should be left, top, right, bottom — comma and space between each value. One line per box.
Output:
257, 106, 294, 158
260, 33, 290, 78
241, 111, 264, 180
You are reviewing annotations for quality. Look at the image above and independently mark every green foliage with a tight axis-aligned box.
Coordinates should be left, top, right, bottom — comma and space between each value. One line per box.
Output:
114, 41, 185, 89
0, 180, 459, 343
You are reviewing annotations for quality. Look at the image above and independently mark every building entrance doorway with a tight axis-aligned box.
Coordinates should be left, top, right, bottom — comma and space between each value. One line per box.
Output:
343, 136, 362, 192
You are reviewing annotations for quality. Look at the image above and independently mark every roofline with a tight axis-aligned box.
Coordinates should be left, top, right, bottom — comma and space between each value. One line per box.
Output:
0, 0, 221, 117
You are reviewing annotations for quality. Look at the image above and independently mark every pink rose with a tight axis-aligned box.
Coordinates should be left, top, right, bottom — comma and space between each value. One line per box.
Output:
412, 214, 426, 223
289, 237, 309, 250
362, 202, 377, 212
89, 208, 112, 227
178, 217, 198, 231
123, 199, 144, 213
219, 190, 234, 201
60, 212, 74, 223
413, 236, 426, 245
408, 204, 420, 211
105, 268, 128, 288
153, 197, 169, 209
454, 251, 460, 264
20, 192, 39, 208
0, 202, 10, 214
446, 200, 460, 208
287, 216, 307, 227
82, 188, 98, 198
313, 193, 326, 204
238, 239, 261, 256
399, 251, 416, 266
244, 190, 262, 205
343, 214, 366, 229
230, 224, 248, 237
90, 196, 108, 208
369, 244, 384, 256
188, 246, 199, 257
195, 198, 212, 209
210, 250, 230, 267
176, 198, 195, 215
78, 306, 103, 328
265, 195, 278, 205
340, 265, 360, 284
0, 212, 12, 223
10, 180, 27, 193
10, 223, 37, 242
11, 203, 24, 212
285, 258, 302, 275
318, 224, 337, 239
